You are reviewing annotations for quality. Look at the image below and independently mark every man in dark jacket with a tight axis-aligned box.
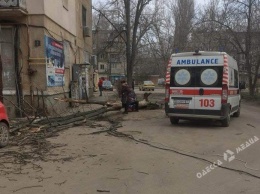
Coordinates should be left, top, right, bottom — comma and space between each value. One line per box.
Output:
120, 80, 131, 114
128, 88, 139, 112
98, 78, 103, 96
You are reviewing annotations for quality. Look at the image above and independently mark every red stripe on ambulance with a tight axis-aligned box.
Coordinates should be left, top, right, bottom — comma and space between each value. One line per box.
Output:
165, 59, 171, 84
222, 55, 229, 84
170, 89, 222, 95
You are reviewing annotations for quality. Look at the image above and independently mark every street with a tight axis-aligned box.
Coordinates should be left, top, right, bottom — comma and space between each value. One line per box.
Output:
0, 88, 260, 194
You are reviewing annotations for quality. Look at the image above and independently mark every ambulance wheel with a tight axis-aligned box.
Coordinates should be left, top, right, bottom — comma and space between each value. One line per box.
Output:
233, 104, 240, 117
170, 117, 179, 125
221, 111, 230, 127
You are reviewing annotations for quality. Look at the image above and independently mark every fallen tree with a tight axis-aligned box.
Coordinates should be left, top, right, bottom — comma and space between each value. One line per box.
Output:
10, 107, 108, 134
54, 92, 155, 110
11, 93, 161, 136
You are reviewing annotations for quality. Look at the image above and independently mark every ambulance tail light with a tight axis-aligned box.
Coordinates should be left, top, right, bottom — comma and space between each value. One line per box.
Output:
221, 84, 228, 104
165, 84, 170, 102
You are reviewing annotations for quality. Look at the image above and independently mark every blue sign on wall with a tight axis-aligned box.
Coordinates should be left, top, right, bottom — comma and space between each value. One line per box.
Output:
45, 35, 65, 87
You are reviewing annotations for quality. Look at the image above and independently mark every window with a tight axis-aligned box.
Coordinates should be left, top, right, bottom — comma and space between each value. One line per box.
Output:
200, 68, 218, 87
82, 6, 87, 27
170, 66, 223, 88
174, 69, 191, 86
229, 68, 235, 87
110, 54, 120, 62
111, 64, 117, 69
234, 70, 238, 88
100, 64, 105, 70
1, 27, 16, 90
62, 0, 68, 10
240, 54, 245, 60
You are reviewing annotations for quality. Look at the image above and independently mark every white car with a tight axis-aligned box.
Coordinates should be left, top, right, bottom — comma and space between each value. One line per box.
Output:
102, 80, 113, 91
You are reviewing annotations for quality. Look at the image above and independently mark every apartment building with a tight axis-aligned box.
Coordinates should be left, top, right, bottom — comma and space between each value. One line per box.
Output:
93, 28, 126, 84
0, 0, 93, 117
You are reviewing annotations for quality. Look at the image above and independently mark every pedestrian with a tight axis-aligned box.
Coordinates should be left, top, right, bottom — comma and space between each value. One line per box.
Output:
128, 88, 139, 112
98, 78, 103, 96
120, 80, 131, 114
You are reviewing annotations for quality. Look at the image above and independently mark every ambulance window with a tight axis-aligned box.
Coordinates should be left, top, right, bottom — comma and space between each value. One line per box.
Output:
229, 68, 235, 87
196, 66, 223, 87
200, 68, 218, 86
174, 68, 191, 86
234, 70, 238, 88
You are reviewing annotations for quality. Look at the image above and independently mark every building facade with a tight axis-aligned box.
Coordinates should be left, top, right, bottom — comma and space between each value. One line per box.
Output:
0, 0, 94, 117
93, 28, 126, 84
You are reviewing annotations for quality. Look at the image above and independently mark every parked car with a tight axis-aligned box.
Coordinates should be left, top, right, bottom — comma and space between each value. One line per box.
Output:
158, 78, 165, 86
102, 80, 113, 91
0, 102, 9, 148
139, 80, 155, 91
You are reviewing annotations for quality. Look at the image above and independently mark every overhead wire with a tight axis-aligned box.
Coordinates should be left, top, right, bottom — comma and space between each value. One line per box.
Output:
105, 120, 260, 180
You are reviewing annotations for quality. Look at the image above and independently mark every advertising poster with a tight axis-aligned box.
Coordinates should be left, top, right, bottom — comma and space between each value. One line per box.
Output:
45, 35, 65, 87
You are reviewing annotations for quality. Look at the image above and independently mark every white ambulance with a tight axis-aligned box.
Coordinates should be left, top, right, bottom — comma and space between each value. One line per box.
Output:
165, 51, 244, 127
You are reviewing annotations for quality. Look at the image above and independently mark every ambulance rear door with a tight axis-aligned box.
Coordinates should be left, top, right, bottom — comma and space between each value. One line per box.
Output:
169, 57, 197, 114
193, 55, 224, 116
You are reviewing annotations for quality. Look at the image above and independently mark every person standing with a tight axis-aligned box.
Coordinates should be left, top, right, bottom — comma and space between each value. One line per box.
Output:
98, 78, 103, 96
120, 80, 131, 114
128, 88, 139, 112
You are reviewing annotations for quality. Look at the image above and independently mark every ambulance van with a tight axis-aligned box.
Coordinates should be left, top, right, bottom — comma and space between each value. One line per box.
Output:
165, 51, 243, 127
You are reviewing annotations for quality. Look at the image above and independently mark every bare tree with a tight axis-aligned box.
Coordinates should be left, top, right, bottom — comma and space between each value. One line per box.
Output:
194, 0, 260, 96
123, 0, 153, 85
172, 0, 195, 51
135, 0, 175, 78
134, 0, 195, 78
93, 0, 154, 85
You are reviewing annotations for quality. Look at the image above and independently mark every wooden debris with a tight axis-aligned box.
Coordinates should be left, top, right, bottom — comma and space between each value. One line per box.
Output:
53, 92, 155, 110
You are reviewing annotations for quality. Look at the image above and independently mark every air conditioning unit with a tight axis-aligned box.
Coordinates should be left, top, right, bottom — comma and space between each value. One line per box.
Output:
83, 26, 91, 37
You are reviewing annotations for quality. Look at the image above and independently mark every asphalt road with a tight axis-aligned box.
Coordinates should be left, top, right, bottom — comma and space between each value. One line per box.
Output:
0, 89, 259, 194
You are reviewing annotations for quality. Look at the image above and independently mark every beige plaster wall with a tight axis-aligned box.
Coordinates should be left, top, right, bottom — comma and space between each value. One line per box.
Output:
26, 0, 44, 14
26, 0, 77, 36
2, 0, 93, 117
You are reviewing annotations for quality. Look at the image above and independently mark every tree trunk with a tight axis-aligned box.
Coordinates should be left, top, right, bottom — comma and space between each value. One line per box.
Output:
124, 0, 131, 86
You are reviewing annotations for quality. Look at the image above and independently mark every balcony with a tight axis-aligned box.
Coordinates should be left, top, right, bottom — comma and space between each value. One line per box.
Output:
0, 0, 27, 18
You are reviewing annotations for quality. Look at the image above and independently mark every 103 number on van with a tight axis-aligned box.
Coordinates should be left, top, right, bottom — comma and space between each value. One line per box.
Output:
199, 99, 215, 107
